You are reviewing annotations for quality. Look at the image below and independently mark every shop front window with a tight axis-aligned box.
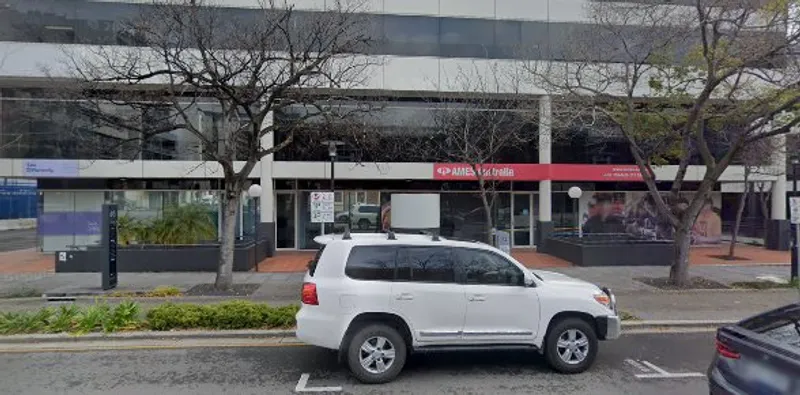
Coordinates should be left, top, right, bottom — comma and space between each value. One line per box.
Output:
334, 191, 381, 233
513, 193, 532, 246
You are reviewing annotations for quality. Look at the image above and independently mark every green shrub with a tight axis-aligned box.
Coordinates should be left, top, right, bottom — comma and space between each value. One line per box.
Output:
205, 300, 269, 330
108, 286, 182, 298
46, 305, 80, 333
0, 309, 52, 335
75, 303, 112, 334
103, 301, 141, 332
147, 286, 182, 297
0, 301, 299, 335
145, 301, 299, 331
146, 303, 210, 331
265, 305, 300, 328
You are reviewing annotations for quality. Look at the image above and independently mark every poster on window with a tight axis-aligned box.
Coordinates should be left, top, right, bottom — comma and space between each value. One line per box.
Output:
579, 191, 722, 245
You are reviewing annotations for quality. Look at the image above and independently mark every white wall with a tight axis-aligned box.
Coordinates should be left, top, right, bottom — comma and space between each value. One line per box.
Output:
0, 158, 778, 183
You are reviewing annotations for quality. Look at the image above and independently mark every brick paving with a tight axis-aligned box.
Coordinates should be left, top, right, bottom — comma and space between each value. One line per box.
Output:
689, 245, 789, 265
0, 244, 790, 274
0, 249, 53, 273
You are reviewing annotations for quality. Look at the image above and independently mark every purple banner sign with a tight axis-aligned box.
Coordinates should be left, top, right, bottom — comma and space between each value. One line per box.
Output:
38, 211, 102, 236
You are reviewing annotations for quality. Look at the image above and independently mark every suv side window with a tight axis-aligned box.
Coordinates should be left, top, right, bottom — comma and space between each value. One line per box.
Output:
345, 246, 397, 281
456, 248, 524, 286
397, 246, 456, 283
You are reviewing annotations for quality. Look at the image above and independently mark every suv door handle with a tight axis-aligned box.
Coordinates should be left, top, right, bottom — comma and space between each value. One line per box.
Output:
396, 293, 414, 301
469, 295, 486, 302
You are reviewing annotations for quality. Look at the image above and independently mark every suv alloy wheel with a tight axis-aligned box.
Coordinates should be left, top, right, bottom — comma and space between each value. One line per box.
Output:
346, 323, 408, 384
544, 317, 599, 374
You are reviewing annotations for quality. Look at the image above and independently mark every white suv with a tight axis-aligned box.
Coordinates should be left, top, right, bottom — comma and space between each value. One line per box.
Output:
296, 232, 621, 384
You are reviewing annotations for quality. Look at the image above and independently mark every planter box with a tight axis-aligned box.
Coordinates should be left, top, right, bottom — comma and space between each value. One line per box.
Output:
545, 235, 673, 267
55, 239, 269, 272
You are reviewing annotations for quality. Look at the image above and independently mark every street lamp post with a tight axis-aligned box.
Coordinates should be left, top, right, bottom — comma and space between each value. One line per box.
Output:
568, 186, 583, 238
247, 183, 263, 271
322, 140, 344, 192
791, 157, 799, 282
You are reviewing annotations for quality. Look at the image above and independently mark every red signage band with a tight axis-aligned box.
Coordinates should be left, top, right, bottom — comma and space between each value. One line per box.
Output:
432, 163, 643, 182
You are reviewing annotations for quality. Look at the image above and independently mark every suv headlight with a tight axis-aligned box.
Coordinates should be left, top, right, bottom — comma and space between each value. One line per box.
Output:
594, 287, 617, 312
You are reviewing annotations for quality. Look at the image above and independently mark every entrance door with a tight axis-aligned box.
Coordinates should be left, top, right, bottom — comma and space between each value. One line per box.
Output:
275, 192, 296, 249
513, 193, 533, 247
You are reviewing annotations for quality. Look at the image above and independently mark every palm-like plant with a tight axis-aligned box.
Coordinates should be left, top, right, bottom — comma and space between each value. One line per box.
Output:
148, 204, 217, 245
117, 214, 146, 245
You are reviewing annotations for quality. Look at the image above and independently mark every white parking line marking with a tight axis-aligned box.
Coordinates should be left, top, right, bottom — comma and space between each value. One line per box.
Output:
640, 360, 671, 375
624, 359, 651, 373
635, 373, 707, 379
294, 373, 343, 393
626, 360, 705, 380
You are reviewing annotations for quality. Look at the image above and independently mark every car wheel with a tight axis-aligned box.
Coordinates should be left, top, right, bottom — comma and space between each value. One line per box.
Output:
346, 323, 407, 384
544, 317, 598, 374
357, 219, 370, 230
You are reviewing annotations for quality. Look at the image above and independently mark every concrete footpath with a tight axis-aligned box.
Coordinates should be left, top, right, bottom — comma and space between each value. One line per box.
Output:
0, 265, 798, 322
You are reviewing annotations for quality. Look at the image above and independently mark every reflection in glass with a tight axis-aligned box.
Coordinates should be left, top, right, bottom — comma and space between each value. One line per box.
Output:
513, 194, 532, 246
333, 191, 381, 233
276, 193, 296, 249
298, 192, 322, 249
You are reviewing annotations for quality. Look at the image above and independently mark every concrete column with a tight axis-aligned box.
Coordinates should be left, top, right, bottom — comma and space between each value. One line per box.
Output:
536, 96, 554, 250
766, 133, 790, 250
259, 111, 276, 256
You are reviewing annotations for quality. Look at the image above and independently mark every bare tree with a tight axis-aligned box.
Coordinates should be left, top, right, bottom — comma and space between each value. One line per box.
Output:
62, 0, 377, 289
728, 138, 781, 258
409, 66, 537, 244
521, 0, 800, 286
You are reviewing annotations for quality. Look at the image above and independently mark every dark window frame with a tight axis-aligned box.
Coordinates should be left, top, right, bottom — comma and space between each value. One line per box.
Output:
395, 245, 461, 284
344, 245, 398, 281
455, 247, 526, 287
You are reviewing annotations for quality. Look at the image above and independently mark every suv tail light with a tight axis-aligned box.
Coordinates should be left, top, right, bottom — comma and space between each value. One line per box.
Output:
716, 337, 740, 359
301, 282, 319, 305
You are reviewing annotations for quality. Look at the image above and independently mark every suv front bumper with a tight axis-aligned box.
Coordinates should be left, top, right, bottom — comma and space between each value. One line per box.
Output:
596, 315, 622, 340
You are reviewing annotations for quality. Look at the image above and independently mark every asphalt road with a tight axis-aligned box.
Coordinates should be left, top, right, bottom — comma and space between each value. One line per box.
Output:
0, 229, 37, 252
0, 332, 715, 395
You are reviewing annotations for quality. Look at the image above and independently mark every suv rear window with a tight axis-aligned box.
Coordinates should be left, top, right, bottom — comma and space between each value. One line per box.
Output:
345, 246, 397, 281
307, 245, 326, 277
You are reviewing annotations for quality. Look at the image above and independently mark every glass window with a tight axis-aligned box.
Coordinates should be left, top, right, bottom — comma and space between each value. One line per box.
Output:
455, 248, 524, 286
276, 193, 296, 249
358, 205, 380, 214
492, 20, 522, 58
440, 18, 494, 45
383, 15, 439, 43
397, 246, 456, 283
345, 246, 397, 281
382, 15, 439, 57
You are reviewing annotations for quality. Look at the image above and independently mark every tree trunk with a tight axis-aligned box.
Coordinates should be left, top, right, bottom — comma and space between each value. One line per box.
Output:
758, 190, 770, 242
728, 171, 750, 259
669, 224, 693, 287
480, 190, 495, 245
475, 178, 494, 245
215, 190, 239, 290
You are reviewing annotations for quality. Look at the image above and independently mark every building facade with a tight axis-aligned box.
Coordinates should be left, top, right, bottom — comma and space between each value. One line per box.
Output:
0, 0, 792, 252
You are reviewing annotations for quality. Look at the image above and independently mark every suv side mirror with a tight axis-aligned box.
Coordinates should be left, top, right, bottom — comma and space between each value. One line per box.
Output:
524, 275, 536, 287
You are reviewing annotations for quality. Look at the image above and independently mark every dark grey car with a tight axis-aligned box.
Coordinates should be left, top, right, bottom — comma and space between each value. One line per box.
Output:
708, 302, 800, 395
